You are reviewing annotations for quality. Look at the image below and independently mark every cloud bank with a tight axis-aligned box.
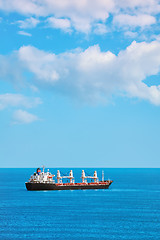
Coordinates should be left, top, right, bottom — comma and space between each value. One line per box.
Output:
1, 41, 160, 105
0, 0, 159, 33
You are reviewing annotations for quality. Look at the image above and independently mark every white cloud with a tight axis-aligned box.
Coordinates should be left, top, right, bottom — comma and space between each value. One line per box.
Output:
47, 17, 71, 32
12, 109, 39, 124
0, 93, 42, 110
114, 0, 160, 14
1, 41, 160, 105
0, 0, 112, 33
0, 0, 45, 15
0, 0, 160, 33
18, 30, 32, 37
0, 41, 156, 105
94, 23, 108, 35
17, 17, 40, 29
113, 14, 156, 28
124, 31, 138, 38
18, 46, 59, 84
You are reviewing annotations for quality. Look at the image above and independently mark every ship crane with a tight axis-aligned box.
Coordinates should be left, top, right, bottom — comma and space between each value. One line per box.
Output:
57, 170, 74, 184
81, 170, 98, 183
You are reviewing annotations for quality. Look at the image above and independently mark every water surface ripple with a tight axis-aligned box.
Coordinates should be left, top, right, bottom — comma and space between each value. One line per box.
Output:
0, 168, 160, 240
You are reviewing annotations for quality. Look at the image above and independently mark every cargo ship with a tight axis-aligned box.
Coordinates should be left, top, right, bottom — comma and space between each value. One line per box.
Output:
25, 167, 113, 191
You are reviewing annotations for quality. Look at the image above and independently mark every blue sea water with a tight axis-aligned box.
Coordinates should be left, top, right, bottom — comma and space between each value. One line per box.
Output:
0, 168, 160, 240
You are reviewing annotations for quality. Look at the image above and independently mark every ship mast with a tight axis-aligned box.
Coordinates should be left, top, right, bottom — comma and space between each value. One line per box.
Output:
102, 170, 104, 182
42, 165, 45, 173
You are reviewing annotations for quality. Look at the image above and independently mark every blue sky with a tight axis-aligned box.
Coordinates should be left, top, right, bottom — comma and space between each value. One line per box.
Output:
0, 0, 160, 167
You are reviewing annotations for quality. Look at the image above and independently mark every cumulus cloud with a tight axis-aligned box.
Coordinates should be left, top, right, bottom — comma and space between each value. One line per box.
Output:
1, 0, 159, 33
17, 17, 40, 29
0, 93, 42, 110
47, 17, 71, 32
0, 0, 112, 33
18, 46, 59, 84
94, 23, 108, 35
12, 109, 39, 124
1, 41, 160, 105
113, 14, 156, 28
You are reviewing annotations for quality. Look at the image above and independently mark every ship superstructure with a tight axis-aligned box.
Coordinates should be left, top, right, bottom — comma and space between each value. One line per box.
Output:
28, 167, 55, 183
25, 167, 113, 191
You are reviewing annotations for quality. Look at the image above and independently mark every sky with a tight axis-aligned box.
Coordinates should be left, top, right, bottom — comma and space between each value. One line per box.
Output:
0, 0, 160, 168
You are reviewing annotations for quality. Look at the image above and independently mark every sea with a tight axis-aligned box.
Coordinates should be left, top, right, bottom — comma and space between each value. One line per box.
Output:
0, 168, 160, 240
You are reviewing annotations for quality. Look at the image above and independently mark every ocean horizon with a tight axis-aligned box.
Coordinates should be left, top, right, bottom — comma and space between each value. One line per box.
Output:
0, 168, 160, 239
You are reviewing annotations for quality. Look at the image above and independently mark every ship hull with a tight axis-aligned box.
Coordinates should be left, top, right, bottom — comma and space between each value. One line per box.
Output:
25, 182, 112, 191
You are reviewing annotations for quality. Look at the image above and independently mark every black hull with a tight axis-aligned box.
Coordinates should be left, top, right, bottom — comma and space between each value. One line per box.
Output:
25, 182, 112, 191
